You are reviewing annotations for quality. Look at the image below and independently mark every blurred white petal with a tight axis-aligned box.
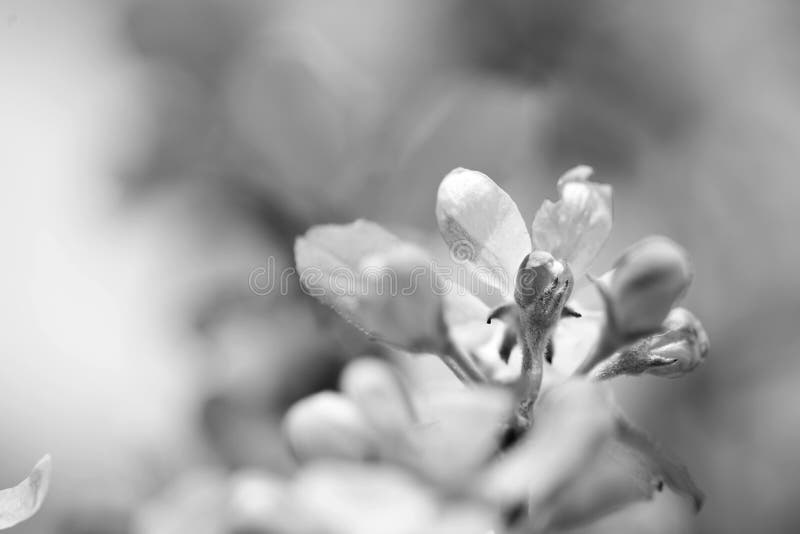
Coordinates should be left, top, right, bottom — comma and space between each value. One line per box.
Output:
539, 417, 704, 531
289, 462, 437, 534
283, 392, 381, 463
479, 380, 615, 511
295, 220, 445, 351
340, 358, 416, 437
436, 168, 531, 306
227, 470, 286, 532
413, 387, 512, 485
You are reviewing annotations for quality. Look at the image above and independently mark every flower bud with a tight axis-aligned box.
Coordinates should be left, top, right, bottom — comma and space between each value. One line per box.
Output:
639, 307, 709, 377
514, 250, 573, 324
283, 392, 381, 463
608, 236, 692, 337
593, 307, 709, 379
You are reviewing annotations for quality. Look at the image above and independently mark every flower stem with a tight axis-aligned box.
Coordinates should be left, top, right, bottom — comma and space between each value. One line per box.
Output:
515, 321, 552, 424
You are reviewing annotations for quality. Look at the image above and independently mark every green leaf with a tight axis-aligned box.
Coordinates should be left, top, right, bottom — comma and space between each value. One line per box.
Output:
0, 455, 51, 530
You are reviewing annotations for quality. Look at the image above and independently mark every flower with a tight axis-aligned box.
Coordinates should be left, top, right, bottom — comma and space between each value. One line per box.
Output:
292, 164, 709, 532
436, 166, 612, 306
436, 166, 613, 412
282, 358, 700, 533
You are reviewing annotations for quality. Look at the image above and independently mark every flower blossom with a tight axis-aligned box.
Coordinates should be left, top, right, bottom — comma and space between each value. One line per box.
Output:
292, 165, 708, 532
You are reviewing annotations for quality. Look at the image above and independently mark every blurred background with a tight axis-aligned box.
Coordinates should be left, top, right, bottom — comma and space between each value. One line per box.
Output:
2, 0, 800, 532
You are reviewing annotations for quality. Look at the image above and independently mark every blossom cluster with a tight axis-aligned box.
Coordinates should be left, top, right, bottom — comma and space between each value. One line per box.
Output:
276, 166, 708, 533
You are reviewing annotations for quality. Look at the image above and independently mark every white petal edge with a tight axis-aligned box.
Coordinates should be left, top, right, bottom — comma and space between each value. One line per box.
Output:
0, 454, 51, 530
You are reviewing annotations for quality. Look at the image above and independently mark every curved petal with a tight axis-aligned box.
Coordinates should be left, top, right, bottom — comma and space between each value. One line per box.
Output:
546, 426, 703, 530
530, 166, 612, 281
436, 168, 531, 306
295, 220, 445, 352
0, 455, 51, 530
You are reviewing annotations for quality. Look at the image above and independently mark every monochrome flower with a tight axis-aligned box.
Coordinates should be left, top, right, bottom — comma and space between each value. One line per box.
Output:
291, 164, 708, 533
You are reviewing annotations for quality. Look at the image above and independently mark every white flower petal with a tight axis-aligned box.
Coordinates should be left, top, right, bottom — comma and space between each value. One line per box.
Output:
547, 418, 704, 531
0, 455, 51, 530
436, 168, 531, 306
340, 358, 416, 437
283, 392, 381, 463
295, 220, 445, 352
479, 380, 615, 508
413, 387, 512, 485
289, 462, 437, 534
530, 165, 612, 280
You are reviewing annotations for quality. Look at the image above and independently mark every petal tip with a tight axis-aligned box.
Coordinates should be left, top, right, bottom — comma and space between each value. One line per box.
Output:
558, 165, 595, 186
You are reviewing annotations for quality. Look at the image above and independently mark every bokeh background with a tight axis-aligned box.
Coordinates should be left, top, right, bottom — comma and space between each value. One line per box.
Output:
2, 1, 799, 532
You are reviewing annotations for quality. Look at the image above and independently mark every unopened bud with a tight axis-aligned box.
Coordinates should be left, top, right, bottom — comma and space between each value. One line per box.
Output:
283, 392, 380, 463
594, 307, 709, 379
514, 250, 574, 324
639, 307, 709, 377
608, 236, 692, 337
